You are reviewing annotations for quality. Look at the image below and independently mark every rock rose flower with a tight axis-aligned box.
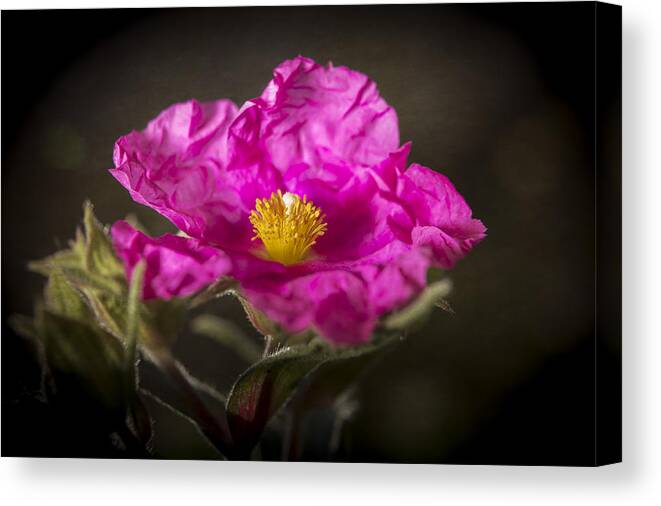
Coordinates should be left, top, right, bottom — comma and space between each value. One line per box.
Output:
110, 56, 486, 345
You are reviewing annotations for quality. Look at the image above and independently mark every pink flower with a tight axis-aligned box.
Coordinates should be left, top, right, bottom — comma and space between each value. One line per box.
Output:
110, 56, 486, 345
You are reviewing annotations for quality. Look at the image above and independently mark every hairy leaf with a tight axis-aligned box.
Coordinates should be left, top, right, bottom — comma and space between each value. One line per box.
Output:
140, 357, 231, 457
28, 249, 82, 277
44, 271, 90, 321
37, 309, 126, 414
9, 314, 39, 340
140, 389, 224, 460
226, 336, 398, 457
82, 200, 125, 279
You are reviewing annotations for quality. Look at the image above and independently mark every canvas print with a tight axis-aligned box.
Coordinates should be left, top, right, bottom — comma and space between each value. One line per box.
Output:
2, 3, 621, 465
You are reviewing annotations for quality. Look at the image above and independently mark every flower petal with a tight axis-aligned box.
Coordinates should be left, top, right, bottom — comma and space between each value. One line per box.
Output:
241, 269, 375, 345
110, 99, 282, 251
230, 56, 399, 173
398, 164, 486, 268
355, 241, 431, 316
236, 239, 430, 344
111, 220, 231, 300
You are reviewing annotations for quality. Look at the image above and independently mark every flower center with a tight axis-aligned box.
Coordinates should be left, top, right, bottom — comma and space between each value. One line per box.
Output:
249, 190, 327, 265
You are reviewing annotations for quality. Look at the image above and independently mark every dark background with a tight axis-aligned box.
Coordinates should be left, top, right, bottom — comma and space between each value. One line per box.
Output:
1, 3, 621, 465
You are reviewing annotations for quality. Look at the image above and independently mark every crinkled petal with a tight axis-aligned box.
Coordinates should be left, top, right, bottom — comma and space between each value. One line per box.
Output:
241, 269, 375, 345
110, 99, 282, 251
111, 220, 231, 300
410, 226, 482, 270
354, 241, 431, 316
236, 239, 430, 344
230, 56, 399, 173
398, 164, 486, 268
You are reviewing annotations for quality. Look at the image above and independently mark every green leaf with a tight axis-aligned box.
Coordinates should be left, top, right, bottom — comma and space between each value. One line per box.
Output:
139, 389, 224, 460
75, 287, 127, 343
37, 309, 126, 414
82, 200, 125, 279
140, 357, 231, 457
9, 314, 39, 340
191, 314, 261, 363
225, 336, 398, 457
30, 261, 125, 297
383, 279, 453, 331
69, 279, 185, 359
29, 202, 125, 297
284, 344, 393, 461
142, 358, 227, 424
299, 342, 390, 412
38, 259, 182, 357
71, 226, 87, 259
62, 265, 125, 295
44, 271, 90, 321
28, 249, 82, 277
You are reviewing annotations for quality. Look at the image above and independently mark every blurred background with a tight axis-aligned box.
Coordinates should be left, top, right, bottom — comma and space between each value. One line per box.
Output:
2, 4, 620, 464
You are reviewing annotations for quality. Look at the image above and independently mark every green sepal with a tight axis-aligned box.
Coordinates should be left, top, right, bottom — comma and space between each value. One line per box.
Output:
383, 279, 453, 331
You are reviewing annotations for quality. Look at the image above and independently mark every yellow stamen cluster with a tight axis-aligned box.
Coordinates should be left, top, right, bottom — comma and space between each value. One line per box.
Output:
249, 190, 327, 265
